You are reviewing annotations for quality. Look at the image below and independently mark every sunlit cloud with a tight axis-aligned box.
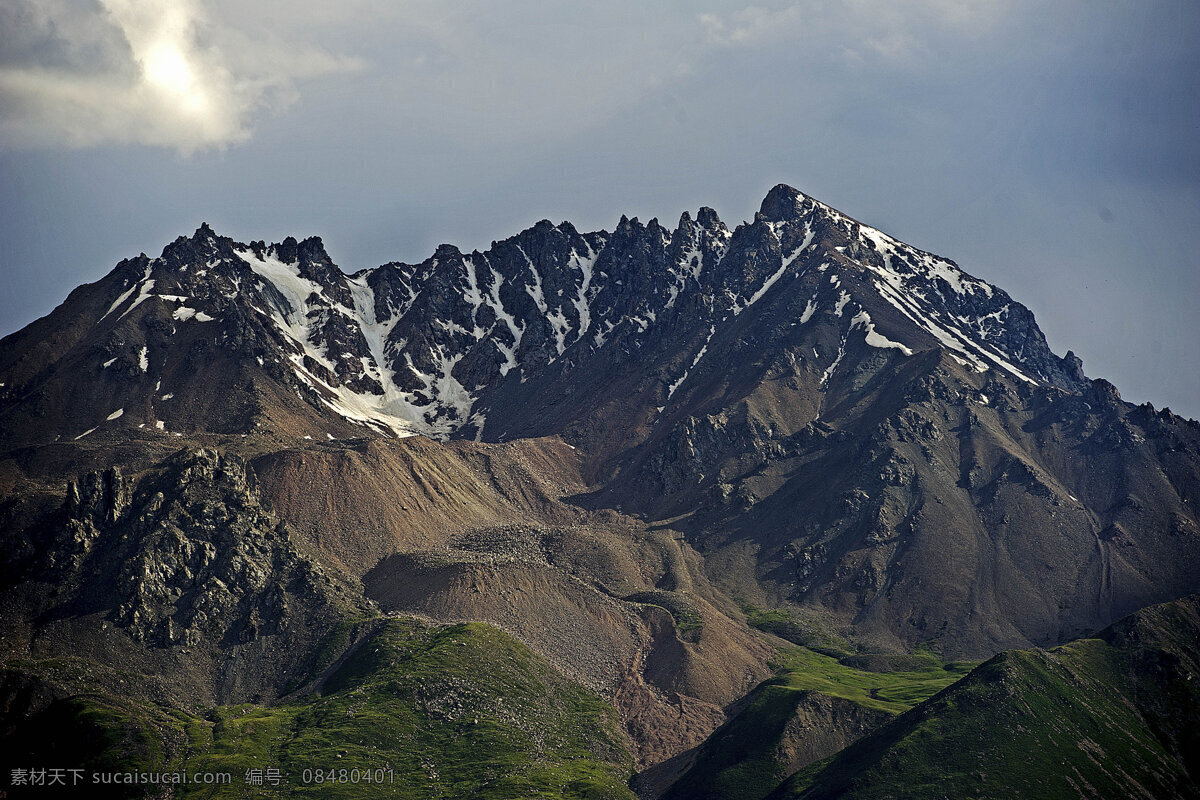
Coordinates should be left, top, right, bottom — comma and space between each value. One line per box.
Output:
0, 0, 360, 153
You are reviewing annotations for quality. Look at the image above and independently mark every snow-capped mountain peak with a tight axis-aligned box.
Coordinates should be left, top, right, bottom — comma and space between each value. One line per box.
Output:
0, 186, 1087, 447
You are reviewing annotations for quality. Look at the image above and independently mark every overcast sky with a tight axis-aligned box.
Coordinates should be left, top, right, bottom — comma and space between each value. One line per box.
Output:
1, 0, 1197, 418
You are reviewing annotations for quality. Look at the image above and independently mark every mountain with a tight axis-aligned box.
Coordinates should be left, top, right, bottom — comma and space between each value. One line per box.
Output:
3, 185, 1196, 655
1, 184, 1198, 795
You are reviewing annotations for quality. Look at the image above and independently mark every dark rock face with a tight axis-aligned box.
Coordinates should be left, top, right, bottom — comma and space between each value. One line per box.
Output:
1, 448, 362, 705
91, 449, 348, 648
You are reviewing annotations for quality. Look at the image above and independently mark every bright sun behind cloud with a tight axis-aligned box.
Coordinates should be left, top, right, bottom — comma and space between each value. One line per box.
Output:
109, 0, 216, 122
141, 40, 210, 115
143, 42, 194, 94
0, 0, 356, 152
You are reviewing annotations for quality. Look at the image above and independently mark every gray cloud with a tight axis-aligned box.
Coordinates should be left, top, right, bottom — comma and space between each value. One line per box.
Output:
0, 0, 132, 73
0, 0, 359, 152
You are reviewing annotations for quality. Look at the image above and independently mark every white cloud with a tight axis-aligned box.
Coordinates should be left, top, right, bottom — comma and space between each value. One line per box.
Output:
697, 1, 1018, 62
0, 0, 359, 153
699, 6, 805, 48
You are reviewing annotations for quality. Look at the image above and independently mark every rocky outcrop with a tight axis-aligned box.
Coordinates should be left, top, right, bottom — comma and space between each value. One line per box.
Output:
9, 449, 366, 692
91, 449, 351, 647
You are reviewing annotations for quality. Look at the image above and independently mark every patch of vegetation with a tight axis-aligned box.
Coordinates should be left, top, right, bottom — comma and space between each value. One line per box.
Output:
661, 682, 819, 800
626, 591, 703, 637
835, 653, 936, 672
741, 605, 853, 659
3, 620, 636, 800
0, 685, 191, 799
769, 646, 974, 715
258, 620, 634, 799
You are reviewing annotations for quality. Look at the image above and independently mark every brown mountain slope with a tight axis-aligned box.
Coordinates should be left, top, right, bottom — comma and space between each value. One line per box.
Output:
0, 430, 776, 767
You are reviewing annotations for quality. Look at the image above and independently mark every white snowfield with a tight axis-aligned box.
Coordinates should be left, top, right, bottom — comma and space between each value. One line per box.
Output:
238, 248, 436, 439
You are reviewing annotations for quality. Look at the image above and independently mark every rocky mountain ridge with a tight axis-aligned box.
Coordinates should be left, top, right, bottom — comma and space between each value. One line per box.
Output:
0, 185, 1087, 450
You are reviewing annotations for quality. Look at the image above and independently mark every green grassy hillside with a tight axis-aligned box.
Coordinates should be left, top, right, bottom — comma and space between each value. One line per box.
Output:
774, 594, 1200, 800
1, 619, 635, 800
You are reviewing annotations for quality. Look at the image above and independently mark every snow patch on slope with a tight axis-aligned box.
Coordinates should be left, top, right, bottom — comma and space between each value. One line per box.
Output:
666, 326, 716, 402
733, 224, 813, 317
239, 247, 437, 437
799, 297, 818, 324
117, 275, 157, 320
850, 310, 912, 356
484, 264, 524, 377
100, 262, 152, 322
172, 306, 215, 322
569, 245, 598, 341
